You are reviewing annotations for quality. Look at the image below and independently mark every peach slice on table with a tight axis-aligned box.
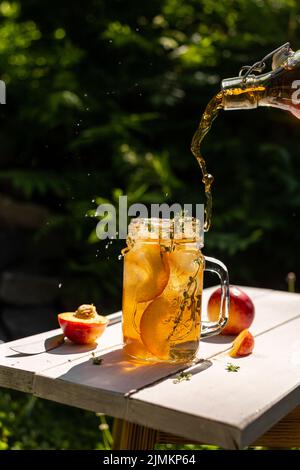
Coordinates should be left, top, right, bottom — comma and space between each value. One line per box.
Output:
229, 329, 254, 357
124, 242, 170, 302
58, 304, 109, 345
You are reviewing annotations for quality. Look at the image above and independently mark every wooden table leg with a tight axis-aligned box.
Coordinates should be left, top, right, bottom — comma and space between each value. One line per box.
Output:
112, 418, 158, 450
253, 404, 300, 448
113, 405, 300, 450
158, 405, 300, 449
112, 418, 124, 450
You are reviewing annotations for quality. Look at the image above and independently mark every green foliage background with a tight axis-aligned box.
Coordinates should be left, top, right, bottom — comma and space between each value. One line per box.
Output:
1, 0, 300, 449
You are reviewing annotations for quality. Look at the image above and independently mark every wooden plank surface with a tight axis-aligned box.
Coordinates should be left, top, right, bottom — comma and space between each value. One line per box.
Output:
0, 312, 123, 393
0, 287, 300, 449
0, 286, 240, 392
28, 286, 283, 405
131, 314, 300, 448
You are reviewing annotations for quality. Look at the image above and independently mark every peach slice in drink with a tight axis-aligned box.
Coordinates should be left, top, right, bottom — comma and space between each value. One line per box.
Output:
140, 246, 203, 360
140, 293, 201, 361
124, 241, 169, 302
122, 241, 170, 347
140, 296, 176, 360
168, 245, 204, 289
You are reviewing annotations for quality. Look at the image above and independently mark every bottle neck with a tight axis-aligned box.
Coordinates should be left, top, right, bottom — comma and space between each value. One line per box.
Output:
222, 66, 300, 118
221, 72, 272, 110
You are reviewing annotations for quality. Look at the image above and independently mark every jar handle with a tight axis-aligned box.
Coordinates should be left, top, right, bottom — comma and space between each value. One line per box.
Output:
201, 256, 229, 338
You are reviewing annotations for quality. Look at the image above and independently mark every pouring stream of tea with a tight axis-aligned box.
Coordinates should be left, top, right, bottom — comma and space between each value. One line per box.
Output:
190, 91, 223, 232
191, 86, 267, 231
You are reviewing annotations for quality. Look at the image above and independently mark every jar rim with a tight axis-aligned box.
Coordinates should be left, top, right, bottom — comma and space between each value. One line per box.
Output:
128, 217, 204, 246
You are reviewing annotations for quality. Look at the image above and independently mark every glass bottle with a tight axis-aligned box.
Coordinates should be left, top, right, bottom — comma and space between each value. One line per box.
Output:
221, 43, 300, 118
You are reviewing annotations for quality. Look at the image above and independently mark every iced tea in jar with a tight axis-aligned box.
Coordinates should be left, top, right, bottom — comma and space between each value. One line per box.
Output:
122, 217, 229, 363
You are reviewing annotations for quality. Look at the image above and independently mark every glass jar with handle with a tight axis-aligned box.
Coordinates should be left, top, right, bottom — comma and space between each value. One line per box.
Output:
122, 217, 229, 363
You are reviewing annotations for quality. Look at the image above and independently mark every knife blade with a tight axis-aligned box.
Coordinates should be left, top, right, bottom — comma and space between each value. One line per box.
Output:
9, 333, 65, 355
9, 312, 122, 355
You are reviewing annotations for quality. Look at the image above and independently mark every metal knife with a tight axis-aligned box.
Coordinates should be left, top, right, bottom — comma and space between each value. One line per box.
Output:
9, 333, 65, 355
9, 312, 122, 355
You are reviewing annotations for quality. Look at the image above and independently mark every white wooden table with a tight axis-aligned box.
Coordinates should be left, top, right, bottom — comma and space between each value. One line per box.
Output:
1, 286, 300, 450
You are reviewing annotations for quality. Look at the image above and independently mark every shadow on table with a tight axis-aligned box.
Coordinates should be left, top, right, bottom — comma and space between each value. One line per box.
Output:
47, 338, 98, 354
56, 346, 212, 395
202, 335, 234, 344
6, 334, 97, 357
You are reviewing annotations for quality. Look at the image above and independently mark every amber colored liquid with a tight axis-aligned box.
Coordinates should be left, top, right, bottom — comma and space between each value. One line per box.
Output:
191, 60, 300, 231
191, 91, 224, 232
262, 64, 300, 118
191, 62, 300, 231
122, 239, 204, 363
191, 86, 268, 232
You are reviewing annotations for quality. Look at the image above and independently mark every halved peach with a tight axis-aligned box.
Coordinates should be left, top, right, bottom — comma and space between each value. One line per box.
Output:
229, 329, 254, 357
58, 311, 109, 345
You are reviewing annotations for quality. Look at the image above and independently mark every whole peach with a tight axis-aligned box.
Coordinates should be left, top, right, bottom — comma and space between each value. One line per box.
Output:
207, 286, 255, 335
